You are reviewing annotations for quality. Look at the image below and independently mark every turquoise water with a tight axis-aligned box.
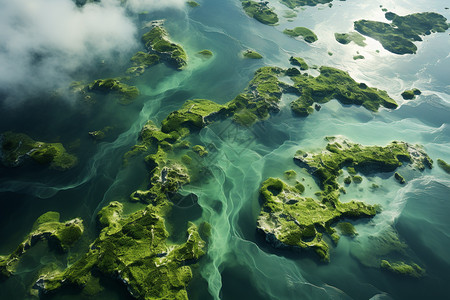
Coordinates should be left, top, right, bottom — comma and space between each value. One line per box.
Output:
0, 0, 449, 299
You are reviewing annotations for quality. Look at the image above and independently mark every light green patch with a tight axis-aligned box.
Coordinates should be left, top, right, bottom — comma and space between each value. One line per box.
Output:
283, 27, 318, 43
334, 32, 367, 46
243, 49, 263, 59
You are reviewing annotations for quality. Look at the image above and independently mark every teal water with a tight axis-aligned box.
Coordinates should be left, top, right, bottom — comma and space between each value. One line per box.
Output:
1, 0, 449, 299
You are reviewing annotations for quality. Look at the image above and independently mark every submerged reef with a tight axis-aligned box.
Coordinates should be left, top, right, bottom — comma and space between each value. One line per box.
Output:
334, 32, 367, 46
34, 202, 206, 299
401, 88, 421, 100
351, 226, 426, 278
287, 64, 398, 116
142, 25, 187, 70
354, 12, 449, 54
241, 1, 279, 25
283, 27, 318, 43
0, 212, 83, 280
257, 137, 432, 261
0, 132, 77, 170
280, 0, 332, 9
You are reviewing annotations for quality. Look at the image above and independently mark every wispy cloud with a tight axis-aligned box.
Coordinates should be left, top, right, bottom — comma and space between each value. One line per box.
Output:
0, 0, 185, 103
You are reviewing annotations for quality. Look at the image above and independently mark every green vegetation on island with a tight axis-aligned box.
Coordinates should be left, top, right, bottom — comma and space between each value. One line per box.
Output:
198, 49, 213, 57
353, 55, 365, 60
437, 159, 450, 174
243, 49, 263, 59
88, 78, 140, 105
34, 202, 206, 298
0, 132, 78, 170
354, 12, 449, 54
401, 88, 421, 100
257, 137, 433, 261
394, 172, 406, 184
1, 212, 83, 279
287, 64, 398, 116
126, 51, 160, 76
283, 27, 318, 43
289, 56, 309, 70
187, 1, 200, 7
381, 260, 425, 278
335, 32, 366, 46
280, 0, 332, 9
241, 1, 279, 25
142, 25, 187, 70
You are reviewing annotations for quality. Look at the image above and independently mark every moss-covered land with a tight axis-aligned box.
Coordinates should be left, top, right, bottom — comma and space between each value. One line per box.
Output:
354, 12, 449, 55
187, 1, 200, 7
353, 55, 364, 60
87, 78, 140, 105
437, 159, 450, 174
34, 202, 206, 299
243, 49, 263, 59
381, 260, 425, 278
289, 56, 309, 70
287, 65, 398, 116
198, 49, 213, 57
142, 26, 187, 70
280, 0, 332, 9
225, 67, 289, 126
258, 137, 432, 261
0, 132, 77, 170
0, 212, 83, 279
283, 27, 318, 43
126, 51, 160, 76
401, 88, 421, 100
334, 32, 366, 46
241, 1, 279, 25
257, 177, 376, 261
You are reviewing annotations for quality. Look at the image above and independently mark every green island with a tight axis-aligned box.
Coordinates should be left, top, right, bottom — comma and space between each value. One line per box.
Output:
289, 56, 309, 70
88, 126, 113, 141
283, 27, 318, 43
197, 49, 213, 57
142, 25, 187, 70
287, 64, 398, 116
280, 0, 333, 9
354, 12, 449, 55
0, 132, 78, 170
127, 51, 160, 76
401, 88, 421, 100
33, 202, 206, 299
381, 260, 425, 278
437, 159, 450, 174
88, 78, 140, 105
257, 136, 433, 262
353, 54, 364, 60
243, 49, 263, 59
186, 1, 200, 7
334, 32, 366, 46
1, 212, 83, 279
241, 1, 279, 25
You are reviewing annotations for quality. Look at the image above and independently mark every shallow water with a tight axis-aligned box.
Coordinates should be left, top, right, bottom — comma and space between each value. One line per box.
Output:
1, 0, 449, 299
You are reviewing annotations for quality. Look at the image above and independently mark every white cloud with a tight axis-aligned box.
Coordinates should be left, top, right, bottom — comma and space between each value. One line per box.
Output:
0, 0, 186, 103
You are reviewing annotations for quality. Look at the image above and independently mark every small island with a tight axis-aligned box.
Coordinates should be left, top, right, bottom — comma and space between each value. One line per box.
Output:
289, 56, 309, 70
241, 1, 279, 25
283, 27, 318, 43
187, 1, 200, 7
142, 25, 188, 70
280, 0, 332, 9
334, 32, 366, 46
401, 88, 421, 100
198, 49, 213, 57
354, 12, 449, 54
243, 49, 263, 59
437, 159, 450, 174
0, 132, 78, 170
